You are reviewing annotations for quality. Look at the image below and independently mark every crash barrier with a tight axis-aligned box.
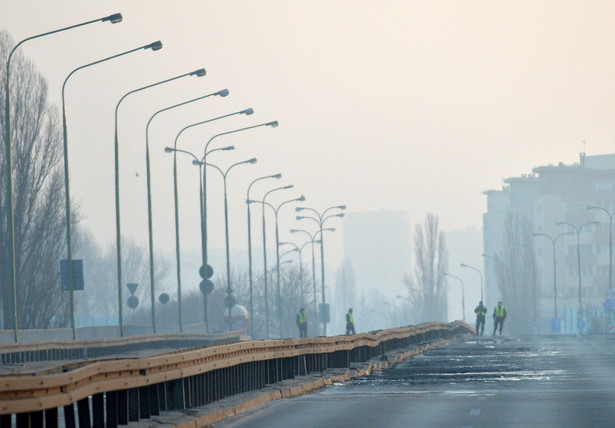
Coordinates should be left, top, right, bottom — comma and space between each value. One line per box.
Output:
0, 321, 474, 428
0, 330, 247, 366
0, 322, 217, 344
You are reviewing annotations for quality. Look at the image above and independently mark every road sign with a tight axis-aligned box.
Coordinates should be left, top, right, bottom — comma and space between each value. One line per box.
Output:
127, 283, 138, 295
60, 259, 84, 291
199, 264, 214, 279
224, 295, 237, 308
127, 296, 139, 309
159, 293, 169, 304
604, 298, 615, 313
200, 279, 214, 294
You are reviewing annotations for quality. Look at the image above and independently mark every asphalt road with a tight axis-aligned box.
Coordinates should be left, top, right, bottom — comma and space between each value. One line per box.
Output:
218, 335, 615, 428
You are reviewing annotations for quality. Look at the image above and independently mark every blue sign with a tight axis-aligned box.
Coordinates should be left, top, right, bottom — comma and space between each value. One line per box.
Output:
604, 299, 615, 313
551, 317, 561, 333
60, 259, 84, 291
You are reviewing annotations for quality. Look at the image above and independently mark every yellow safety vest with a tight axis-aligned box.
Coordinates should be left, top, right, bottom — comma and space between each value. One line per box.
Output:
495, 305, 505, 317
297, 312, 306, 324
346, 312, 354, 323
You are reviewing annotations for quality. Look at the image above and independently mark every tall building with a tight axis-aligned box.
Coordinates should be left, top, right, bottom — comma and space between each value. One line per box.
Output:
483, 153, 615, 333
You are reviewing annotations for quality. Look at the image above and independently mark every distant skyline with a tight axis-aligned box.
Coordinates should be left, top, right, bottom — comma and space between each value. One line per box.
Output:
3, 1, 615, 282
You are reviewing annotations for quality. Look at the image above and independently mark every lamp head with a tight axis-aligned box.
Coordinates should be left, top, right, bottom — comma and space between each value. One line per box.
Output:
460, 263, 468, 267
297, 195, 306, 202
266, 120, 279, 127
146, 41, 163, 51
192, 160, 200, 166
216, 88, 230, 97
290, 229, 299, 233
241, 108, 254, 115
325, 227, 336, 232
272, 173, 282, 179
103, 13, 123, 24
283, 184, 294, 190
336, 205, 347, 210
295, 207, 305, 212
222, 146, 235, 151
191, 68, 207, 77
247, 158, 257, 164
335, 213, 345, 218
164, 147, 174, 153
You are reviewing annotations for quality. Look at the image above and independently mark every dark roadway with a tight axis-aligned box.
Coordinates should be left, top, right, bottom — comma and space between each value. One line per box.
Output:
218, 335, 615, 428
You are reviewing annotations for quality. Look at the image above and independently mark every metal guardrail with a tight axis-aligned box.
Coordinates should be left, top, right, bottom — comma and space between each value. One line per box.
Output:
0, 321, 474, 427
0, 330, 246, 365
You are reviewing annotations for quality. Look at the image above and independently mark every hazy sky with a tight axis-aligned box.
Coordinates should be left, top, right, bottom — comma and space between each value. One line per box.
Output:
3, 2, 615, 295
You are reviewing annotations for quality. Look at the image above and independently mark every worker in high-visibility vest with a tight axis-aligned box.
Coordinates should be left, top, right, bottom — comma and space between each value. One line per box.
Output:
474, 301, 487, 335
345, 308, 356, 335
296, 308, 307, 338
492, 301, 507, 335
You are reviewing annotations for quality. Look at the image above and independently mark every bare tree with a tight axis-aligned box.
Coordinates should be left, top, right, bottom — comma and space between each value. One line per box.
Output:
403, 213, 448, 322
0, 31, 70, 329
492, 212, 536, 334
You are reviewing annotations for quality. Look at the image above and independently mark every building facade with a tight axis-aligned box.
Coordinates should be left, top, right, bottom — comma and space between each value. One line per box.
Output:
483, 153, 615, 333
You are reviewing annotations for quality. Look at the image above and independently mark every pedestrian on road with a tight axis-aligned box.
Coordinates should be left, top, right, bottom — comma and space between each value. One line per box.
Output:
492, 300, 507, 335
296, 308, 307, 338
474, 301, 487, 335
345, 308, 356, 335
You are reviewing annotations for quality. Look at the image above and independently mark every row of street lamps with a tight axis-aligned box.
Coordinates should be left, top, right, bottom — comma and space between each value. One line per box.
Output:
4, 12, 346, 341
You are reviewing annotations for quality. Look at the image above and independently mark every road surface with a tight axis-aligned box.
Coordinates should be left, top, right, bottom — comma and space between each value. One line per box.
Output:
218, 335, 615, 427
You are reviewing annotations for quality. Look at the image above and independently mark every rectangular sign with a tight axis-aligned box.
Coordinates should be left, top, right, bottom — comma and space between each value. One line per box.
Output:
60, 259, 84, 291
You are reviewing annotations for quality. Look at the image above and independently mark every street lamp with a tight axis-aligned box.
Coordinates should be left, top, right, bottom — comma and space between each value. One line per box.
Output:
290, 227, 334, 326
60, 41, 161, 339
115, 65, 217, 337
460, 263, 483, 302
556, 221, 599, 314
588, 206, 615, 291
246, 173, 282, 338
164, 146, 234, 331
249, 185, 293, 338
144, 89, 228, 333
533, 232, 573, 319
444, 273, 465, 322
250, 195, 306, 338
198, 120, 278, 332
296, 205, 346, 335
4, 12, 123, 342
168, 109, 251, 333
203, 158, 258, 330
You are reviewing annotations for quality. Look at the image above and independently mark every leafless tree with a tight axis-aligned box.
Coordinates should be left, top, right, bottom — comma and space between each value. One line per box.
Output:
492, 212, 536, 334
0, 31, 70, 329
403, 213, 448, 322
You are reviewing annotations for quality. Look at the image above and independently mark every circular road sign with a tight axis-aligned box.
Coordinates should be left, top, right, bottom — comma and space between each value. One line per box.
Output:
127, 295, 139, 309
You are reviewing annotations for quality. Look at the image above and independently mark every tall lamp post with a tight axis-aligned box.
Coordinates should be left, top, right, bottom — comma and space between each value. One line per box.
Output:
4, 12, 123, 342
460, 263, 483, 302
533, 232, 572, 319
198, 121, 278, 332
444, 273, 465, 321
115, 65, 216, 337
250, 196, 306, 338
246, 173, 282, 338
203, 159, 258, 330
61, 41, 161, 339
296, 205, 346, 335
556, 221, 599, 314
164, 146, 234, 331
588, 206, 615, 292
168, 109, 252, 333
144, 89, 229, 333
290, 227, 334, 329
250, 185, 294, 338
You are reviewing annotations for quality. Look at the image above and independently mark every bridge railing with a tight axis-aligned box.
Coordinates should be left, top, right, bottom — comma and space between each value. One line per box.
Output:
0, 321, 474, 428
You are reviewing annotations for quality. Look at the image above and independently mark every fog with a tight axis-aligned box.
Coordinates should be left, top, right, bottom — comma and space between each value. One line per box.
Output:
3, 1, 615, 326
